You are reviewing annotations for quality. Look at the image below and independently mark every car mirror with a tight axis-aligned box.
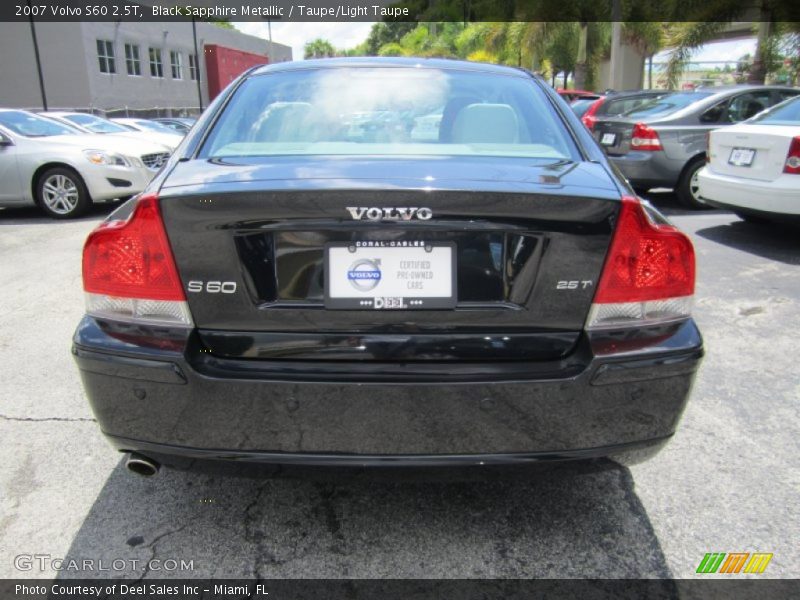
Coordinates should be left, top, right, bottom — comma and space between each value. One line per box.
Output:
0, 133, 13, 146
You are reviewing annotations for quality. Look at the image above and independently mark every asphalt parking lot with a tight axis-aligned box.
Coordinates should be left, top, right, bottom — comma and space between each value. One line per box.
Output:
1, 194, 798, 580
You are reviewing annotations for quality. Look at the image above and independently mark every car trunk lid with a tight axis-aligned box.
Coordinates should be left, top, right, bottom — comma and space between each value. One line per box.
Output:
709, 125, 796, 182
592, 118, 636, 155
158, 157, 620, 361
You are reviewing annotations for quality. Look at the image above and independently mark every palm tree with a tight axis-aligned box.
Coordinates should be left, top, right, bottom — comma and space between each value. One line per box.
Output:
304, 38, 336, 60
664, 1, 800, 88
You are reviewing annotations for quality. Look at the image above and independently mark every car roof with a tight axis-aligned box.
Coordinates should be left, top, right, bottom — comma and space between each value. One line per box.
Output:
250, 57, 531, 78
605, 90, 668, 97
694, 84, 795, 92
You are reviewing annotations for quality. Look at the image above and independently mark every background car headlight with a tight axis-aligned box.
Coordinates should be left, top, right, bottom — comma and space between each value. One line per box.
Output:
83, 150, 130, 167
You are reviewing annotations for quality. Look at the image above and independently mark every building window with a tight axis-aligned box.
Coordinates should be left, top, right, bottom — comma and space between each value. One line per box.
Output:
170, 50, 183, 80
188, 53, 199, 81
149, 47, 163, 78
96, 39, 116, 74
124, 43, 141, 76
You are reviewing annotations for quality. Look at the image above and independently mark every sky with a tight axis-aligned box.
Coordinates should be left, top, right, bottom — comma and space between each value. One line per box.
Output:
232, 22, 757, 66
233, 21, 374, 60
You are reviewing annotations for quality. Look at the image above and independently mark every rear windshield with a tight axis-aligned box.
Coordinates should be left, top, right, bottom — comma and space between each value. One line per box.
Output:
749, 96, 800, 125
623, 92, 713, 118
598, 93, 670, 117
0, 111, 79, 137
571, 98, 598, 117
201, 67, 577, 161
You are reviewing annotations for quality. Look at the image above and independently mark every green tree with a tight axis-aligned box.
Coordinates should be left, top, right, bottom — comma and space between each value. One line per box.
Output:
304, 38, 336, 59
364, 23, 417, 55
664, 1, 800, 88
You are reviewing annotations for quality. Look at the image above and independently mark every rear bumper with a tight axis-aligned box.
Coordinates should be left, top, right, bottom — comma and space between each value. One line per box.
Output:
609, 151, 684, 189
698, 168, 800, 215
73, 317, 703, 466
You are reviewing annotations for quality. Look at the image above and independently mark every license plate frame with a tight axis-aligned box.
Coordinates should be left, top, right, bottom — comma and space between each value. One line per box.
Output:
324, 241, 457, 310
728, 147, 756, 167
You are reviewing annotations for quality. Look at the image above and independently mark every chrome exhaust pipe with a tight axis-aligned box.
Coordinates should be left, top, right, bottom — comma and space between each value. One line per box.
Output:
125, 453, 159, 477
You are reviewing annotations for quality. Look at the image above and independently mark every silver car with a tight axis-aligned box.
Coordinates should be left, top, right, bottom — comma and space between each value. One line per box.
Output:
43, 111, 182, 152
593, 85, 800, 208
0, 109, 171, 218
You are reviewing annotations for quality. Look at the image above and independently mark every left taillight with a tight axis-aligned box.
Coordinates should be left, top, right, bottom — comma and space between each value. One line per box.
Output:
586, 196, 695, 330
82, 194, 193, 327
581, 98, 604, 131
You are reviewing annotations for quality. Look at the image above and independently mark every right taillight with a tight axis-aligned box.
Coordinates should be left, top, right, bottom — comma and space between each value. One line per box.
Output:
586, 196, 695, 330
783, 136, 800, 174
82, 194, 193, 327
630, 122, 662, 151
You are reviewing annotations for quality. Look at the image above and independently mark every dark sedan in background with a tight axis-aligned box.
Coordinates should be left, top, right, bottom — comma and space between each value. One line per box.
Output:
593, 85, 799, 207
580, 89, 670, 131
73, 58, 702, 477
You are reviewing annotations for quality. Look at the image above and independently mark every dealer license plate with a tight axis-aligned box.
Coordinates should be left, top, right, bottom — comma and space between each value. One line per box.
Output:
325, 242, 456, 310
600, 132, 617, 146
728, 147, 756, 167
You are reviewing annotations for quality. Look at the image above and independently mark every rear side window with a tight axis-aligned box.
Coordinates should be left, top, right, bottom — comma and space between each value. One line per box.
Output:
200, 67, 578, 161
777, 90, 800, 102
726, 90, 774, 123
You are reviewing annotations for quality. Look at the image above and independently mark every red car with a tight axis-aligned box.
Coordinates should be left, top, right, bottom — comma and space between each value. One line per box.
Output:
557, 89, 601, 103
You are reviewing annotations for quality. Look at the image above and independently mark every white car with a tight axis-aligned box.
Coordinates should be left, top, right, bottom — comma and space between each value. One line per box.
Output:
111, 118, 184, 150
44, 111, 182, 152
698, 96, 800, 222
0, 109, 171, 218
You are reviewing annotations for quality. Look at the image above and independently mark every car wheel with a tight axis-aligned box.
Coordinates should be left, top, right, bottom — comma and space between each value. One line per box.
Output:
36, 167, 91, 219
676, 158, 710, 210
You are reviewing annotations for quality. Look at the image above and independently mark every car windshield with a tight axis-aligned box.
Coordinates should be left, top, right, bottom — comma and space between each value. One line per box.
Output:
131, 120, 178, 134
201, 67, 577, 161
622, 92, 714, 118
65, 113, 130, 134
748, 96, 800, 125
0, 111, 79, 137
159, 120, 190, 131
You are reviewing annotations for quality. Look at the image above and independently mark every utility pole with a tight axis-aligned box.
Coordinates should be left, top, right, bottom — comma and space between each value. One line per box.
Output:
27, 0, 47, 110
191, 17, 203, 111
268, 20, 272, 63
608, 0, 622, 92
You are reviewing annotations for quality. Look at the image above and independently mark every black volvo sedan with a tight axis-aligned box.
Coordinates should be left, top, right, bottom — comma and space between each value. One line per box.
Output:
73, 58, 702, 476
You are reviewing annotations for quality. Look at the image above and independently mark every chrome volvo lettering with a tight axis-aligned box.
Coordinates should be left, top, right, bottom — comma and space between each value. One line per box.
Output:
346, 207, 433, 221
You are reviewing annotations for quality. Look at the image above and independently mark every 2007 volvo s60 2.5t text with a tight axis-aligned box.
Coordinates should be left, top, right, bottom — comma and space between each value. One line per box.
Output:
72, 58, 703, 477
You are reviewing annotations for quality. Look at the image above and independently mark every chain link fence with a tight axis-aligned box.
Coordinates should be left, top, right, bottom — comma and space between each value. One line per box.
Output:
22, 106, 203, 118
